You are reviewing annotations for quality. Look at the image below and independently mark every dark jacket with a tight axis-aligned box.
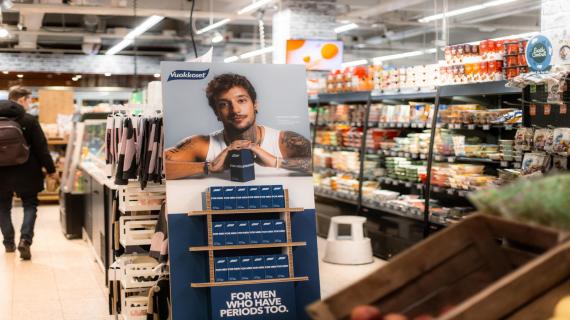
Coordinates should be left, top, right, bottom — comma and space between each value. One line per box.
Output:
0, 100, 55, 194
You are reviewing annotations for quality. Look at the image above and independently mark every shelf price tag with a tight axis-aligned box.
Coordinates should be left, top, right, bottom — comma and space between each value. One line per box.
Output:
501, 161, 509, 167
544, 104, 551, 116
454, 124, 462, 129
482, 125, 490, 130
411, 123, 418, 128
561, 104, 567, 115
505, 124, 513, 130
447, 157, 455, 163
420, 154, 427, 159
467, 124, 476, 130
530, 104, 536, 116
447, 189, 455, 195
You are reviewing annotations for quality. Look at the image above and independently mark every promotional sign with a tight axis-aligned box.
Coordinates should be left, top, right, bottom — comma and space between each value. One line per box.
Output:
526, 35, 554, 72
286, 39, 343, 71
161, 62, 320, 320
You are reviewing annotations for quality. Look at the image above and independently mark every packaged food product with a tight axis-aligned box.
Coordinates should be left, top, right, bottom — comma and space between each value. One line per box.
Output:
533, 128, 551, 152
551, 155, 568, 171
515, 127, 534, 151
553, 128, 570, 156
521, 152, 550, 174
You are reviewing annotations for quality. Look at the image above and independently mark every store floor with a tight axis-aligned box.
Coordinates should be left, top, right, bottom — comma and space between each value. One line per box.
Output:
1, 205, 385, 320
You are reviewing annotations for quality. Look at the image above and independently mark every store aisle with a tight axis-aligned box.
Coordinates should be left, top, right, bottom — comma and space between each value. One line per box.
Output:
0, 204, 107, 320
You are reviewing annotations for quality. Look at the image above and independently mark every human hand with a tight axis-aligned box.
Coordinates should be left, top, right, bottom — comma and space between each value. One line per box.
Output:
228, 140, 253, 151
209, 148, 230, 173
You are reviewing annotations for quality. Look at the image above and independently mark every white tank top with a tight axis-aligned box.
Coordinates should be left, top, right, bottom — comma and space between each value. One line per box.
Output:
205, 125, 283, 162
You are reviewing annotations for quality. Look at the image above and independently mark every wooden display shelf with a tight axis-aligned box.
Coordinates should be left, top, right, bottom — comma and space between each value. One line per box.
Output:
189, 241, 307, 252
47, 139, 68, 145
191, 276, 309, 288
188, 207, 304, 216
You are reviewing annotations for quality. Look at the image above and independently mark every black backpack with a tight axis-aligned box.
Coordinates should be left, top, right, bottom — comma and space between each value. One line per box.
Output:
0, 116, 30, 166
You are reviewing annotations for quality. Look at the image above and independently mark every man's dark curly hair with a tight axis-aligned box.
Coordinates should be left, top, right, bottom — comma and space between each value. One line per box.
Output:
206, 73, 257, 110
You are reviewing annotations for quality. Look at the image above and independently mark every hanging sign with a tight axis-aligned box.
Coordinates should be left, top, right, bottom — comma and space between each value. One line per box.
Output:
526, 35, 553, 72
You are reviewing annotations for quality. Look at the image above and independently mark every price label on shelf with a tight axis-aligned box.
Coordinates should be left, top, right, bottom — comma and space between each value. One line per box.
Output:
513, 162, 521, 169
561, 104, 567, 115
397, 123, 403, 128
447, 157, 456, 163
447, 188, 455, 195
398, 152, 405, 157
411, 123, 418, 128
418, 123, 426, 128
453, 124, 462, 129
416, 183, 423, 190
544, 104, 551, 116
467, 124, 476, 130
505, 124, 513, 130
392, 180, 398, 186
501, 161, 509, 167
405, 182, 412, 187
530, 104, 537, 116
458, 191, 468, 197
482, 125, 490, 130
420, 154, 427, 159
433, 186, 441, 192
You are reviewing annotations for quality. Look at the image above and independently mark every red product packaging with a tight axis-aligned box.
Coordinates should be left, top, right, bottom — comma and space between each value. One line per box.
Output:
518, 53, 527, 66
480, 40, 489, 56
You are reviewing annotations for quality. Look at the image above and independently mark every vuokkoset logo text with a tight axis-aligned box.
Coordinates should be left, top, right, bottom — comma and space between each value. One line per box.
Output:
167, 69, 209, 81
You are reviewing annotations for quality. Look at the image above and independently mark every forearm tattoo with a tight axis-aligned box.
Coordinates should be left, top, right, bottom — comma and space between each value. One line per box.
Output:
280, 158, 312, 173
280, 131, 312, 172
168, 137, 194, 155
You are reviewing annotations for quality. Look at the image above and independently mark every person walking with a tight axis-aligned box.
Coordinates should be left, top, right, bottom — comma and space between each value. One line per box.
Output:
0, 86, 56, 260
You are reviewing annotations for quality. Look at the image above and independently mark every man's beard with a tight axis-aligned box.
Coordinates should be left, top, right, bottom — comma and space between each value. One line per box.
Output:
223, 117, 257, 144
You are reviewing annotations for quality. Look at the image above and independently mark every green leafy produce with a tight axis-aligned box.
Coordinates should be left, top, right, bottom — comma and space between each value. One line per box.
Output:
469, 174, 570, 230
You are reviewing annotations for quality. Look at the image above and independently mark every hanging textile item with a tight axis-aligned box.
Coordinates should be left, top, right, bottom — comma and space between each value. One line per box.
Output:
105, 109, 164, 189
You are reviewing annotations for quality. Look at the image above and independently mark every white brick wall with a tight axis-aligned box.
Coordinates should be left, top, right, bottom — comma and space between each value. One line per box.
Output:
0, 53, 162, 74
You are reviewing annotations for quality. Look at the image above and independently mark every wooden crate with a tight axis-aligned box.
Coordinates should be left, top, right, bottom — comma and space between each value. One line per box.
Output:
307, 213, 570, 320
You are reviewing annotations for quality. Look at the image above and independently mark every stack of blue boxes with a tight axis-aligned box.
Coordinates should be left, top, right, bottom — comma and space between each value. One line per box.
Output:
214, 254, 289, 282
212, 219, 286, 246
209, 185, 285, 210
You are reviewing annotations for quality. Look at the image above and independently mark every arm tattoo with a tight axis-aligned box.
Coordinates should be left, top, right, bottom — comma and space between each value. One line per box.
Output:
280, 158, 312, 173
280, 131, 312, 173
170, 137, 194, 154
281, 131, 311, 157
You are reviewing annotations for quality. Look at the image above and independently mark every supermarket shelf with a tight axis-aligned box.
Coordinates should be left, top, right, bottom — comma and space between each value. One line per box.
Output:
314, 166, 358, 176
376, 149, 427, 160
314, 144, 361, 152
430, 185, 471, 198
191, 276, 309, 288
377, 177, 424, 190
317, 121, 366, 127
47, 139, 68, 145
372, 91, 437, 101
318, 91, 370, 104
189, 242, 306, 252
439, 80, 521, 97
361, 200, 447, 227
433, 155, 521, 168
314, 187, 359, 206
376, 122, 431, 129
188, 207, 304, 216
442, 123, 520, 131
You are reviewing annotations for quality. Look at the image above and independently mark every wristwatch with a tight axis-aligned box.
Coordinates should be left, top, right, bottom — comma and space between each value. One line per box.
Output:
204, 161, 210, 175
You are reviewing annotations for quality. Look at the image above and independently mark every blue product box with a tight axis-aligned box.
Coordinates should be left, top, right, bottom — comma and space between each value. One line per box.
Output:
227, 257, 240, 281
247, 186, 260, 209
222, 187, 236, 210
275, 255, 289, 278
214, 258, 228, 282
235, 186, 248, 209
252, 256, 265, 280
229, 149, 255, 182
261, 220, 274, 244
210, 187, 224, 210
259, 185, 272, 209
239, 256, 253, 280
264, 255, 277, 279
248, 220, 262, 244
224, 221, 238, 245
212, 221, 225, 246
271, 185, 285, 208
273, 220, 286, 243
237, 221, 250, 245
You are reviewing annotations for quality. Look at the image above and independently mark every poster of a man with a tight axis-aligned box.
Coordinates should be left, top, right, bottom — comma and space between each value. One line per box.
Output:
164, 73, 312, 180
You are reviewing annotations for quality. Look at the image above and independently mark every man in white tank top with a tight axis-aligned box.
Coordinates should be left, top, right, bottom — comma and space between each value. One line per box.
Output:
164, 73, 312, 180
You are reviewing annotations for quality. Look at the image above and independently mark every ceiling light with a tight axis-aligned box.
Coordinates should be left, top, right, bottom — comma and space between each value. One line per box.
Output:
153, 73, 160, 78
17, 74, 23, 78
125, 15, 164, 40
418, 0, 519, 23
237, 0, 275, 15
72, 77, 78, 81
334, 23, 358, 34
104, 72, 111, 77
2, 71, 8, 74
211, 32, 224, 44
341, 59, 368, 68
75, 75, 82, 79
106, 39, 133, 56
372, 48, 436, 64
239, 46, 274, 59
224, 56, 239, 63
196, 19, 231, 35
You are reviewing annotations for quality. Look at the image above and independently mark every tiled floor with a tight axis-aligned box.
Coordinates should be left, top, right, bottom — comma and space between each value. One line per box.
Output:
1, 204, 108, 320
0, 204, 385, 319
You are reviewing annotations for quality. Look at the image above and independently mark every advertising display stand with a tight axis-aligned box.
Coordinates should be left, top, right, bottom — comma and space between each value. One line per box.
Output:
161, 62, 321, 320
